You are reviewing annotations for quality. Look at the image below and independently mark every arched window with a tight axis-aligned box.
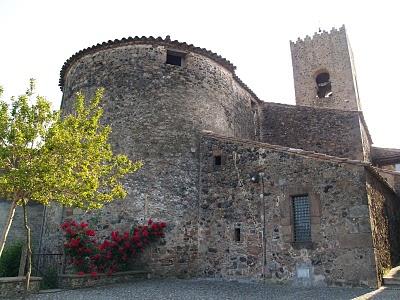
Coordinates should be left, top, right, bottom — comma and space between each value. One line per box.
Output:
316, 72, 332, 98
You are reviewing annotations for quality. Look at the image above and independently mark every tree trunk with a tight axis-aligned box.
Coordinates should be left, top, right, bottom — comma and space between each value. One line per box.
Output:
23, 200, 32, 293
0, 199, 18, 258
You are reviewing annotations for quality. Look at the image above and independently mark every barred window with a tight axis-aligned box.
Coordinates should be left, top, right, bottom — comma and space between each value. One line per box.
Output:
292, 195, 311, 243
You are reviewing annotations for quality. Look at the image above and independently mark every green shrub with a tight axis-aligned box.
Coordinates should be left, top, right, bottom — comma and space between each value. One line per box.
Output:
40, 266, 58, 289
0, 241, 23, 277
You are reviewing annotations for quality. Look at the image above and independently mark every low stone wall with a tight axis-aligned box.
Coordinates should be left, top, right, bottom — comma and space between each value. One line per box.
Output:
366, 170, 400, 286
58, 270, 149, 289
0, 276, 42, 298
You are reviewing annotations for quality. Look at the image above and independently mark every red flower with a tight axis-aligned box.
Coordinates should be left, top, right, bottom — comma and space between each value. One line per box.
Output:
111, 231, 121, 242
70, 238, 80, 248
92, 254, 101, 260
77, 271, 85, 275
86, 229, 96, 236
80, 222, 89, 228
99, 240, 111, 250
61, 222, 70, 230
63, 218, 167, 275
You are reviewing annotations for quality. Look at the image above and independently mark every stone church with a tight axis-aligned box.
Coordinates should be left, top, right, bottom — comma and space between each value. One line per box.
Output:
2, 25, 400, 288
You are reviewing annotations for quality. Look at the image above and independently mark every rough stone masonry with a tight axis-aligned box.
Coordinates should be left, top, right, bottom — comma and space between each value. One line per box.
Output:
15, 25, 399, 288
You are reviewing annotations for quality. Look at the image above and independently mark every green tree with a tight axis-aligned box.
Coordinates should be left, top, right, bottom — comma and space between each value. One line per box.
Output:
0, 81, 142, 290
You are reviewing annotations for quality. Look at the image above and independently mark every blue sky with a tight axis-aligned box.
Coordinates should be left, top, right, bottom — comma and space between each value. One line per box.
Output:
0, 0, 399, 148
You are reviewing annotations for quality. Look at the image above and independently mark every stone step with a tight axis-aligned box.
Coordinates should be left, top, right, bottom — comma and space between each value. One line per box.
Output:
383, 276, 400, 287
385, 266, 400, 278
383, 265, 400, 288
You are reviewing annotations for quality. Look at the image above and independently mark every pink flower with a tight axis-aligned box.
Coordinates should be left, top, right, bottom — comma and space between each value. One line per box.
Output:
148, 219, 153, 225
77, 271, 85, 275
90, 271, 97, 277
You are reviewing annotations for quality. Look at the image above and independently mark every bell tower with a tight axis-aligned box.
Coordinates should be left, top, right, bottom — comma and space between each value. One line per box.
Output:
290, 25, 361, 111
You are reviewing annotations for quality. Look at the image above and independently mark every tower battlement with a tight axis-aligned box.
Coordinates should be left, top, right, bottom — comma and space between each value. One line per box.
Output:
290, 25, 346, 46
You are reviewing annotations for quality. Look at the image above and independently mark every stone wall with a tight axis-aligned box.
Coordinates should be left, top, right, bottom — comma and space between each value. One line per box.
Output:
0, 200, 44, 251
199, 132, 377, 287
260, 102, 364, 160
366, 170, 400, 285
360, 119, 372, 161
43, 39, 258, 277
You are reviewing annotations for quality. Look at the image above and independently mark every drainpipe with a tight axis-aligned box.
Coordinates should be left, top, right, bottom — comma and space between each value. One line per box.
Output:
251, 172, 267, 280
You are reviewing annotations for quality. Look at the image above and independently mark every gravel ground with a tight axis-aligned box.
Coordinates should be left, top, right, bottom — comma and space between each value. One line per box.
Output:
27, 279, 400, 300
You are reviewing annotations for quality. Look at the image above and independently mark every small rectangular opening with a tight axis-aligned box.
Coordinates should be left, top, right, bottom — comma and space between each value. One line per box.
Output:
234, 228, 241, 242
214, 155, 222, 166
166, 50, 185, 66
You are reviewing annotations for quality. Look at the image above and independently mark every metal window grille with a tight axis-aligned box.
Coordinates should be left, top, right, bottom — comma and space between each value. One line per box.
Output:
292, 195, 311, 242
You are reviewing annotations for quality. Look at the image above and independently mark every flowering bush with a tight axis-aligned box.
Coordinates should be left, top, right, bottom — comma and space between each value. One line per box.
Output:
61, 219, 166, 275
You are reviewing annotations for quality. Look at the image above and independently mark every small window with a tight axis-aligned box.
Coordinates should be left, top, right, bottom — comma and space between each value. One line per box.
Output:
166, 50, 185, 66
316, 72, 332, 98
234, 228, 241, 242
292, 195, 311, 243
214, 155, 222, 166
395, 164, 400, 171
